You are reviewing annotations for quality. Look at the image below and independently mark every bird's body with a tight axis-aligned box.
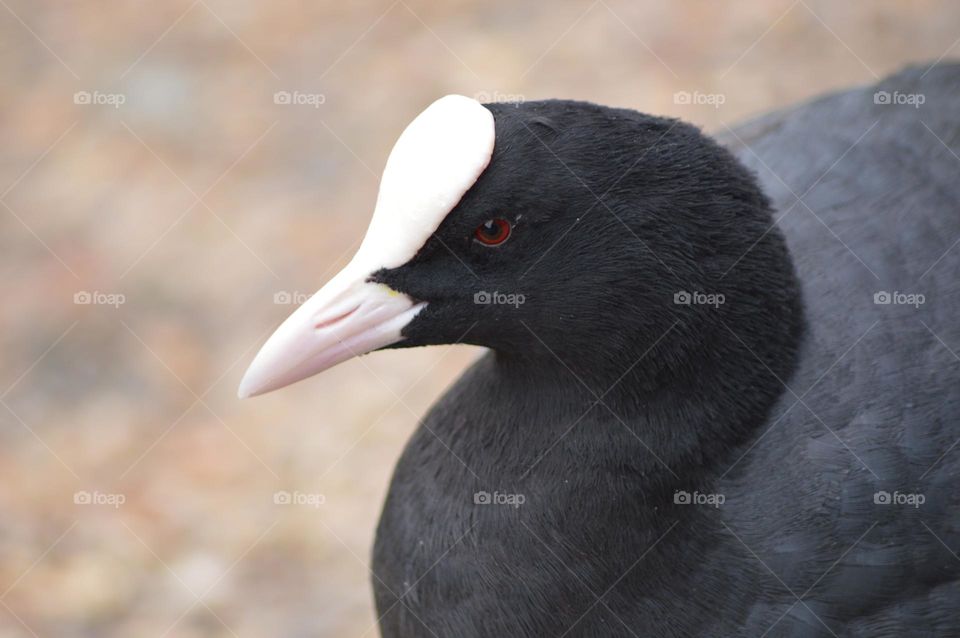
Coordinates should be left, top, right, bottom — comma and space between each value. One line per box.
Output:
239, 65, 960, 637
371, 65, 960, 637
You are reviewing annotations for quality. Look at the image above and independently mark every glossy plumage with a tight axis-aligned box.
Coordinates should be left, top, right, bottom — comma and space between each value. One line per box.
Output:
372, 64, 960, 637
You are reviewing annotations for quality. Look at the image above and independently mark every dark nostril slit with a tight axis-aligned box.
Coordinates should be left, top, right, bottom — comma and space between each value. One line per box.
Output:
315, 305, 361, 330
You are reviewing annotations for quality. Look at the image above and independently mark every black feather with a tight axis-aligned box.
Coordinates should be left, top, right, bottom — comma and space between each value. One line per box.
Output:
369, 63, 960, 637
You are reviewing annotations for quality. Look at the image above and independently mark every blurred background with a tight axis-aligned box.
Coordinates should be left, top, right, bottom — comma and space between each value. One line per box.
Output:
1, 1, 958, 635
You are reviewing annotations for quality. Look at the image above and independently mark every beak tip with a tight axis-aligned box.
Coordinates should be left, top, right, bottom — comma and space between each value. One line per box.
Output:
237, 369, 265, 399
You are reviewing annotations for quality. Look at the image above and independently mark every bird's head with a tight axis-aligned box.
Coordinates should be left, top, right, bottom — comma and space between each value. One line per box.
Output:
239, 95, 799, 398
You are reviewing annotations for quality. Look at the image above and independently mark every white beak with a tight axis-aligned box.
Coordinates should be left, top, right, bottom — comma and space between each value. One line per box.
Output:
237, 94, 495, 398
237, 264, 425, 398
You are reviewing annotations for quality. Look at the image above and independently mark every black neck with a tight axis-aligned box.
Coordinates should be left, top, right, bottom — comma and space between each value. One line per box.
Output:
490, 282, 805, 492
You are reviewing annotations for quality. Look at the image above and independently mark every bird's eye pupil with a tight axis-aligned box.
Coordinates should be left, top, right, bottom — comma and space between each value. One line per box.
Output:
474, 218, 511, 246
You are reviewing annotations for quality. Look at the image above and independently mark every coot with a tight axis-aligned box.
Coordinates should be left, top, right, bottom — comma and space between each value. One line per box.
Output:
241, 63, 960, 637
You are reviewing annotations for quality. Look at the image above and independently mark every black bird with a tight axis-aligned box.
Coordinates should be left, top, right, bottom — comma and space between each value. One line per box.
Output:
240, 64, 960, 637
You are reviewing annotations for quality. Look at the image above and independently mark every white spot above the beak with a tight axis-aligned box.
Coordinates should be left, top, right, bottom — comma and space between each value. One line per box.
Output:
236, 96, 496, 398
350, 95, 496, 274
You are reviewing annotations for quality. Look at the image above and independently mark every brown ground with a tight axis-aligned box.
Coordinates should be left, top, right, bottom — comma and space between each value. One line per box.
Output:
1, 1, 957, 636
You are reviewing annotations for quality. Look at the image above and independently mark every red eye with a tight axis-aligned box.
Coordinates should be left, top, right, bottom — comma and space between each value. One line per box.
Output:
474, 218, 511, 246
